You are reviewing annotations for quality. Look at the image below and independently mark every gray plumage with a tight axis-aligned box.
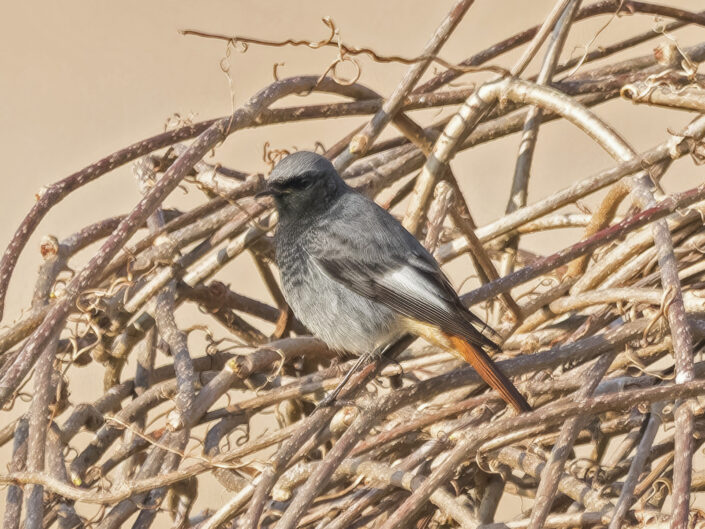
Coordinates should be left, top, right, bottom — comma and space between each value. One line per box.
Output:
266, 151, 493, 355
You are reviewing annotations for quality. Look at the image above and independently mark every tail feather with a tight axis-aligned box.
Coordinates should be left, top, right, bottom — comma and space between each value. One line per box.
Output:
448, 335, 531, 413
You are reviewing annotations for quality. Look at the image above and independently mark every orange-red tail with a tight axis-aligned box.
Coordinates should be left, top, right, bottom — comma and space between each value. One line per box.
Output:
448, 335, 531, 413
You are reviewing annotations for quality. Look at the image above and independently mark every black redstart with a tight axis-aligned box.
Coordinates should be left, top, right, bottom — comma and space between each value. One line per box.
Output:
260, 151, 530, 413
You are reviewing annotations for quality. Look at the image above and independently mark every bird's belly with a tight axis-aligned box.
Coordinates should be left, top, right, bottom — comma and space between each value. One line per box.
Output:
279, 255, 402, 355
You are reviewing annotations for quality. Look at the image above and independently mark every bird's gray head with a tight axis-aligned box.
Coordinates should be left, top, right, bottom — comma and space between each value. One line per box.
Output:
260, 151, 347, 218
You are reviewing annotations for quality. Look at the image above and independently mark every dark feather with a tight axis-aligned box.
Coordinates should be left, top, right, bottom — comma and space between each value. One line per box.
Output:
304, 193, 497, 350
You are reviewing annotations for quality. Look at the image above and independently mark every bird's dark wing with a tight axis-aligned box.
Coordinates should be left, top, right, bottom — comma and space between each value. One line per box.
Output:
304, 194, 496, 349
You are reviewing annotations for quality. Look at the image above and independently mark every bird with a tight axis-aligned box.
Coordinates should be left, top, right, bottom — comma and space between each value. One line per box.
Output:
259, 151, 530, 413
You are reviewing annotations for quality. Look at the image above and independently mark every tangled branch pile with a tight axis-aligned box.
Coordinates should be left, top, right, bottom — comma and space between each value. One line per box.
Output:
3, 1, 705, 528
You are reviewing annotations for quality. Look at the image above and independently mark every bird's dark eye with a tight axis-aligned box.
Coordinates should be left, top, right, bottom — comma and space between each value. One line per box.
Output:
288, 174, 314, 190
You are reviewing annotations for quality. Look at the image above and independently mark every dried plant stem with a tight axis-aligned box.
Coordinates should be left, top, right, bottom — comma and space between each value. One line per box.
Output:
439, 114, 705, 262
461, 182, 705, 308
502, 0, 581, 281
622, 82, 705, 112
333, 0, 476, 170
23, 337, 58, 529
528, 351, 613, 529
402, 0, 578, 236
3, 419, 28, 529
609, 402, 665, 529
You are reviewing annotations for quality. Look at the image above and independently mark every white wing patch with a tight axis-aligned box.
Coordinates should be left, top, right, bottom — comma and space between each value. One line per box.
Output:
383, 266, 449, 312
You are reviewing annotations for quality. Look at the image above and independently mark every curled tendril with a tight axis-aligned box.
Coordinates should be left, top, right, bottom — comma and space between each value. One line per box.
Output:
181, 16, 508, 90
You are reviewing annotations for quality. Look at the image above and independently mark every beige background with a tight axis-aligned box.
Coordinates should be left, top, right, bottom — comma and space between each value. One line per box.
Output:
1, 0, 702, 523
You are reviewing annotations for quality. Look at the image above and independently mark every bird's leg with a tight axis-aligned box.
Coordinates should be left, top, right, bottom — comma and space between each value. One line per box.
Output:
317, 353, 370, 409
317, 342, 398, 409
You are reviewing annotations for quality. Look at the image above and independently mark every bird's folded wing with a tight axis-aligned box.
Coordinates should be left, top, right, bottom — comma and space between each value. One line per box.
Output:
306, 239, 496, 350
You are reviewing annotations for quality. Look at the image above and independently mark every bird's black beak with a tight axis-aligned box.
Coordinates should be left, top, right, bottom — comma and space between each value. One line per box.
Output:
255, 185, 281, 199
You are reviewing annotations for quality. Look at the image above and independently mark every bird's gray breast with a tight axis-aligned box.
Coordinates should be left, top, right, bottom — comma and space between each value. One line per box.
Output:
275, 229, 402, 355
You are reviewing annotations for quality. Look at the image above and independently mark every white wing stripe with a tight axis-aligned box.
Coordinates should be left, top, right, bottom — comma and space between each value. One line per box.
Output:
384, 266, 449, 312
